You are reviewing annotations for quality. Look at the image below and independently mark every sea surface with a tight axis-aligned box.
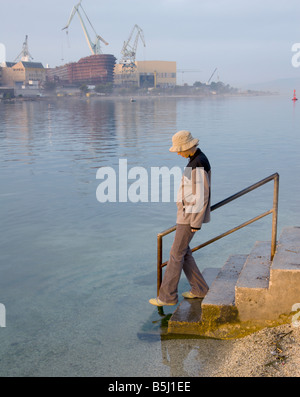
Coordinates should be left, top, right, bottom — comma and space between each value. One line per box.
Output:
0, 94, 299, 377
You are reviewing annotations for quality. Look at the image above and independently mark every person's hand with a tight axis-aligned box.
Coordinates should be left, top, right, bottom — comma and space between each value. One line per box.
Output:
191, 228, 198, 233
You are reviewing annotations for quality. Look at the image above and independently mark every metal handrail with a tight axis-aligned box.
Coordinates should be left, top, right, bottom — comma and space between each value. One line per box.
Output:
156, 172, 279, 295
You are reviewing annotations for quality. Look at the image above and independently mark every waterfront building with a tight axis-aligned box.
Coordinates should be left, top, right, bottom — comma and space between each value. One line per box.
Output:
1, 61, 45, 87
114, 60, 177, 88
45, 54, 116, 86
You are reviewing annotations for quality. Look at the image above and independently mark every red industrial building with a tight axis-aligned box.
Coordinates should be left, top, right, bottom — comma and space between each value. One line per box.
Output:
46, 54, 116, 86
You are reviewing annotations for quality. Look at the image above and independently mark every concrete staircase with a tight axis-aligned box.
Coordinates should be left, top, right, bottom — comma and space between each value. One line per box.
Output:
168, 226, 300, 339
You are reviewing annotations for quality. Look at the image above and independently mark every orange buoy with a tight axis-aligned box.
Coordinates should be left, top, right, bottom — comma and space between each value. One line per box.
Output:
292, 89, 298, 101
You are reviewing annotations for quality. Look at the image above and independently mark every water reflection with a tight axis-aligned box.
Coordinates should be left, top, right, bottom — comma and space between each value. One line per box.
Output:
0, 97, 178, 169
138, 306, 232, 377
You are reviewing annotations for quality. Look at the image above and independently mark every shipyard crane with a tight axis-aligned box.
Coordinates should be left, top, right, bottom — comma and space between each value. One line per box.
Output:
14, 35, 33, 62
120, 24, 146, 72
177, 69, 202, 85
206, 67, 218, 85
62, 0, 108, 55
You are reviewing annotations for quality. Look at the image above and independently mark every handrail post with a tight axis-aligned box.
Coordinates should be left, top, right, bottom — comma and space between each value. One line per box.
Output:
157, 234, 163, 296
271, 173, 279, 260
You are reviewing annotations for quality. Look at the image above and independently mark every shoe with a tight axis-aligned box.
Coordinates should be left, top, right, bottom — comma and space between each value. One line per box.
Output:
182, 291, 204, 299
149, 297, 176, 307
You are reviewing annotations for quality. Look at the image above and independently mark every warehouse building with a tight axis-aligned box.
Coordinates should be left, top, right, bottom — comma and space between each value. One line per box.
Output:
114, 60, 176, 88
1, 61, 45, 87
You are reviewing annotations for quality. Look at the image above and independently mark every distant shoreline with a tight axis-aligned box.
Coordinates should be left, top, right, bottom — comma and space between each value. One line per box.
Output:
1, 90, 280, 103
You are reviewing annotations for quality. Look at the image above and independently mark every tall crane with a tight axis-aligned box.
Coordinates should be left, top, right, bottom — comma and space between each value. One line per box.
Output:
14, 35, 33, 62
62, 0, 108, 55
206, 67, 218, 85
120, 24, 145, 72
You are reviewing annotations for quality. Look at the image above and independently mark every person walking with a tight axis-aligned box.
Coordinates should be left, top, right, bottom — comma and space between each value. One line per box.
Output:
149, 130, 211, 307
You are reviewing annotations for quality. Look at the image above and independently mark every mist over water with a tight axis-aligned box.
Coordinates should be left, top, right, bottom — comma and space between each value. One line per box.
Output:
0, 95, 299, 376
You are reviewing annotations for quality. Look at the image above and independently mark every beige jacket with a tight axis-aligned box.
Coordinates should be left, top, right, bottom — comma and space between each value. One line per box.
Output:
176, 149, 211, 230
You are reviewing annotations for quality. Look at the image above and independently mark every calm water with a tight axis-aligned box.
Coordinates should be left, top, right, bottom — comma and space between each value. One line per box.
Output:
0, 95, 299, 376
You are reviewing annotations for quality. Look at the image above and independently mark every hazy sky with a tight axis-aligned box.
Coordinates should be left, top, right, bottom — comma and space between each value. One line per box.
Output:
1, 0, 300, 86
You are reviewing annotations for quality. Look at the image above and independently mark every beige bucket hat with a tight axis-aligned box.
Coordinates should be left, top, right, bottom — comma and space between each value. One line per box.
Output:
169, 130, 199, 152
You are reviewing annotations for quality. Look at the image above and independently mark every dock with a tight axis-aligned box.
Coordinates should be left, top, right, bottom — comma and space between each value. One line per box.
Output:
167, 226, 300, 339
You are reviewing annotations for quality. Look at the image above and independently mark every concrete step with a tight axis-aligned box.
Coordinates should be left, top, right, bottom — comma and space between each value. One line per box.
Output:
236, 241, 271, 290
201, 254, 247, 326
168, 258, 247, 334
272, 226, 300, 272
203, 255, 247, 306
235, 241, 272, 321
167, 227, 300, 337
167, 267, 220, 334
235, 229, 300, 321
265, 226, 300, 319
202, 267, 222, 287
